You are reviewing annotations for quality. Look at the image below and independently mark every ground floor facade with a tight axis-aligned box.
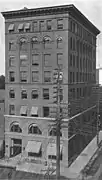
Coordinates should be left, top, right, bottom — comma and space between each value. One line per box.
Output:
4, 105, 97, 168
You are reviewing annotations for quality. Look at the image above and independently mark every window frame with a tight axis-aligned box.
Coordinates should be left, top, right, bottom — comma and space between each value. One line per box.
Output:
31, 89, 38, 99
32, 54, 39, 66
9, 71, 15, 82
20, 71, 27, 82
21, 90, 27, 99
32, 71, 39, 82
43, 107, 49, 117
47, 20, 52, 30
43, 88, 49, 100
9, 89, 15, 99
9, 104, 15, 115
57, 19, 63, 30
44, 71, 51, 83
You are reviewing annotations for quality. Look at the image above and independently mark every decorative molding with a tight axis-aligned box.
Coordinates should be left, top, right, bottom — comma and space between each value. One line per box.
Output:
1, 4, 100, 35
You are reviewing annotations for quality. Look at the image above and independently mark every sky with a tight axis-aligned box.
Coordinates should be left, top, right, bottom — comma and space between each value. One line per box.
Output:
0, 0, 102, 75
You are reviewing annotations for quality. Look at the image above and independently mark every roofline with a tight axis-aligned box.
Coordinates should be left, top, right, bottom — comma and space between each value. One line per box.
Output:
1, 4, 100, 35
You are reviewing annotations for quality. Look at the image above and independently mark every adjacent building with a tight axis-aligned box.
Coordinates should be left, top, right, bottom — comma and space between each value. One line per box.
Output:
2, 4, 100, 169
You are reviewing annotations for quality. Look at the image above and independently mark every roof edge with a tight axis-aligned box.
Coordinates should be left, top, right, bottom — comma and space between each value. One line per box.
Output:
1, 4, 100, 35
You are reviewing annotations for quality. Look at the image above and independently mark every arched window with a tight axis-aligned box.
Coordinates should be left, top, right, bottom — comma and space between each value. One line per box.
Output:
49, 128, 62, 137
28, 124, 42, 135
57, 36, 63, 48
10, 122, 22, 133
19, 37, 27, 50
43, 36, 52, 49
31, 37, 38, 49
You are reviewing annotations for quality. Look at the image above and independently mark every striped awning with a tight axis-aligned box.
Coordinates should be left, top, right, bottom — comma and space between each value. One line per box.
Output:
20, 106, 27, 115
47, 143, 62, 156
18, 23, 24, 30
20, 55, 27, 59
30, 107, 38, 115
8, 24, 14, 31
26, 141, 41, 153
25, 23, 30, 29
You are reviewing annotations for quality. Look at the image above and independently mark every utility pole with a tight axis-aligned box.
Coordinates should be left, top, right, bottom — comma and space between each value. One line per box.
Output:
53, 68, 63, 180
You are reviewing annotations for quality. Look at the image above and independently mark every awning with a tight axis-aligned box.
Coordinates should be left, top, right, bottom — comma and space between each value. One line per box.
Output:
47, 143, 62, 156
8, 24, 14, 31
25, 23, 30, 29
30, 107, 38, 115
20, 106, 27, 115
20, 55, 27, 59
18, 23, 24, 30
26, 141, 41, 153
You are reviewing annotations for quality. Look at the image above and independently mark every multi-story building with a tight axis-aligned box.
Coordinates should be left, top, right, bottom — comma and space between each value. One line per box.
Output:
0, 90, 5, 141
2, 4, 100, 169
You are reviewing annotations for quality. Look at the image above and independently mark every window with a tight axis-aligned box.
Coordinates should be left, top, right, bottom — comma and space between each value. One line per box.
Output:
32, 54, 39, 66
43, 107, 49, 117
33, 21, 38, 32
69, 54, 72, 66
47, 144, 62, 160
77, 88, 79, 98
32, 71, 39, 82
28, 124, 42, 135
10, 122, 22, 133
9, 89, 15, 98
9, 56, 15, 66
8, 24, 14, 33
24, 23, 30, 32
73, 55, 75, 67
18, 23, 24, 33
9, 71, 15, 82
57, 53, 63, 68
57, 19, 63, 29
20, 71, 27, 82
73, 72, 75, 82
70, 37, 73, 50
9, 105, 15, 115
39, 21, 45, 31
19, 38, 27, 50
21, 90, 27, 99
31, 89, 38, 99
44, 54, 51, 67
49, 128, 62, 136
43, 36, 52, 49
69, 72, 72, 83
76, 72, 78, 82
43, 89, 49, 99
73, 38, 75, 50
47, 20, 52, 30
31, 37, 38, 49
20, 54, 27, 66
9, 42, 15, 51
20, 106, 27, 116
44, 71, 51, 82
57, 36, 63, 48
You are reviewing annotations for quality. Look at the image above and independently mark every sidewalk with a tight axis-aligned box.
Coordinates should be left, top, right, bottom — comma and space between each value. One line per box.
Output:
60, 131, 102, 179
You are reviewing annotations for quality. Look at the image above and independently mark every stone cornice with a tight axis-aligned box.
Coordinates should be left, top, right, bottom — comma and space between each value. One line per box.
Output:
1, 4, 100, 35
